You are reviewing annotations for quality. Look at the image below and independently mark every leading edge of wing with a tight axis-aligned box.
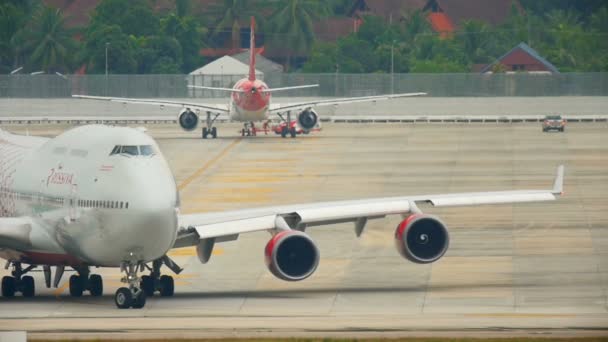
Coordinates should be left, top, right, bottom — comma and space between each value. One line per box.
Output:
269, 92, 427, 113
177, 165, 564, 242
72, 95, 229, 113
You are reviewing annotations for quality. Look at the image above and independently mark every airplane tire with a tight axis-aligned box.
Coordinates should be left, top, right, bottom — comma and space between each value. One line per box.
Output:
281, 127, 288, 138
21, 276, 35, 297
2, 276, 15, 297
211, 127, 217, 138
69, 274, 84, 297
89, 274, 103, 297
140, 275, 155, 296
202, 127, 208, 139
115, 287, 132, 309
289, 127, 297, 138
131, 289, 147, 309
159, 275, 174, 297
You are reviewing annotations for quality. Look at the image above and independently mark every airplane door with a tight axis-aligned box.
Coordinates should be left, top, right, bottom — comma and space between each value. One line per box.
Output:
67, 184, 78, 221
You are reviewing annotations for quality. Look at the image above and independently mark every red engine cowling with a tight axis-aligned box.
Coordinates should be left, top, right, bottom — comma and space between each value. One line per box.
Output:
394, 214, 449, 264
178, 109, 199, 131
264, 230, 320, 281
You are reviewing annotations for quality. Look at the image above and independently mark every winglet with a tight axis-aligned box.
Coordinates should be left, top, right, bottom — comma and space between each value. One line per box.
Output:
552, 165, 565, 196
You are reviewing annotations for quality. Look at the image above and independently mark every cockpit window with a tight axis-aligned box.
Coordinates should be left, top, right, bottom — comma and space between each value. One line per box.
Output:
109, 145, 156, 157
121, 146, 139, 156
139, 145, 155, 156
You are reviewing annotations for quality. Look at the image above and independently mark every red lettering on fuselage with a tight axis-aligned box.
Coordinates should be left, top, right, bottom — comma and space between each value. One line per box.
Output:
46, 168, 74, 186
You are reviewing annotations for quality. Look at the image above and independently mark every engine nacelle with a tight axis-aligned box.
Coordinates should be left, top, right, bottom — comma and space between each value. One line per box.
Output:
395, 214, 449, 264
297, 109, 319, 132
178, 109, 199, 131
264, 230, 320, 281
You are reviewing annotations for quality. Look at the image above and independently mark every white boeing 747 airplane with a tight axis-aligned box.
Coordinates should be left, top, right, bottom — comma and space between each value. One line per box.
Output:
0, 125, 564, 309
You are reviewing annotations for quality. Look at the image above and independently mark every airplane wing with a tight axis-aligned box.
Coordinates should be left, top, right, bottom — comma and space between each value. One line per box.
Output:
268, 92, 427, 114
0, 217, 34, 250
72, 95, 229, 114
174, 165, 564, 249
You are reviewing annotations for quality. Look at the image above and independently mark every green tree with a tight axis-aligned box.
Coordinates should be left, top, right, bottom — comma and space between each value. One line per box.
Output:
268, 0, 332, 70
539, 9, 586, 71
12, 5, 77, 73
456, 20, 493, 64
82, 25, 137, 74
90, 0, 159, 37
135, 35, 183, 73
301, 42, 338, 72
151, 56, 181, 74
212, 0, 257, 50
161, 12, 207, 73
0, 3, 27, 72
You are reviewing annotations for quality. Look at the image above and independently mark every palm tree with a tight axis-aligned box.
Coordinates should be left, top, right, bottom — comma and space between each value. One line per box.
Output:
268, 0, 332, 70
12, 5, 76, 72
458, 20, 492, 64
212, 0, 257, 51
542, 9, 583, 70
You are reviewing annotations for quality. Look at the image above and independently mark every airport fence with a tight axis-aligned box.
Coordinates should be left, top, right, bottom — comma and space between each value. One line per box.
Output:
1, 72, 607, 98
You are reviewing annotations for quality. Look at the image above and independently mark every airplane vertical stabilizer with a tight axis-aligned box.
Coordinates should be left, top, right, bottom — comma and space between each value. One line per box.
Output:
249, 16, 256, 81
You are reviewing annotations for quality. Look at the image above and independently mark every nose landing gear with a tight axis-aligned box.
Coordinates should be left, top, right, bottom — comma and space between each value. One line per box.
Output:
115, 261, 147, 309
115, 255, 182, 309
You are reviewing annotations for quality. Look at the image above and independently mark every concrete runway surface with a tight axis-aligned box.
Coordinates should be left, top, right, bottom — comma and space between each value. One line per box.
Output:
1, 96, 607, 117
0, 122, 607, 339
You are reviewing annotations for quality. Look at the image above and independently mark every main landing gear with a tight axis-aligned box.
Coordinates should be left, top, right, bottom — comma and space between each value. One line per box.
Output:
1, 262, 104, 299
278, 111, 297, 138
1, 262, 35, 298
69, 266, 103, 297
202, 111, 220, 139
115, 255, 182, 309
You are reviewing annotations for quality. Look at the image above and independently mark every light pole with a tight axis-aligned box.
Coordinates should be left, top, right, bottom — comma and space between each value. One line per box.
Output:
105, 42, 110, 76
390, 40, 395, 94
105, 42, 110, 96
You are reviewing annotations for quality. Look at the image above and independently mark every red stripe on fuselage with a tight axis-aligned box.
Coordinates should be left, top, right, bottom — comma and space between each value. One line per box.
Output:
21, 251, 83, 266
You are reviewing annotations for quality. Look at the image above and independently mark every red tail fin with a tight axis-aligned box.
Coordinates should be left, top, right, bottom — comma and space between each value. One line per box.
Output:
249, 16, 256, 81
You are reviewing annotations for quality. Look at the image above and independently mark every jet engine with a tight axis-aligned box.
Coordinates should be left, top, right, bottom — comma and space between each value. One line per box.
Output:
297, 109, 319, 132
178, 109, 199, 131
394, 214, 449, 264
264, 230, 320, 281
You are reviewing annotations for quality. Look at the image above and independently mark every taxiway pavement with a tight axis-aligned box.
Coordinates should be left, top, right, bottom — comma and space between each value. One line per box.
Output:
0, 122, 607, 339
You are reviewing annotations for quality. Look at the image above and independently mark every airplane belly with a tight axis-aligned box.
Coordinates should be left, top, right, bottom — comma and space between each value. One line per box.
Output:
57, 208, 178, 267
232, 104, 268, 122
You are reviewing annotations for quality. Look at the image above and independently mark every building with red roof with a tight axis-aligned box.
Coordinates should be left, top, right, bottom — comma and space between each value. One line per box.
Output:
480, 42, 559, 73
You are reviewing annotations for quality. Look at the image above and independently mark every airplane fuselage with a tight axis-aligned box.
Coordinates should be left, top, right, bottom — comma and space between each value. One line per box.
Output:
229, 78, 271, 122
0, 126, 179, 267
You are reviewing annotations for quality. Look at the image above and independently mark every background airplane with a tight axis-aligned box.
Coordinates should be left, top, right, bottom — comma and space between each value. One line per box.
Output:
73, 17, 426, 139
0, 125, 563, 309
